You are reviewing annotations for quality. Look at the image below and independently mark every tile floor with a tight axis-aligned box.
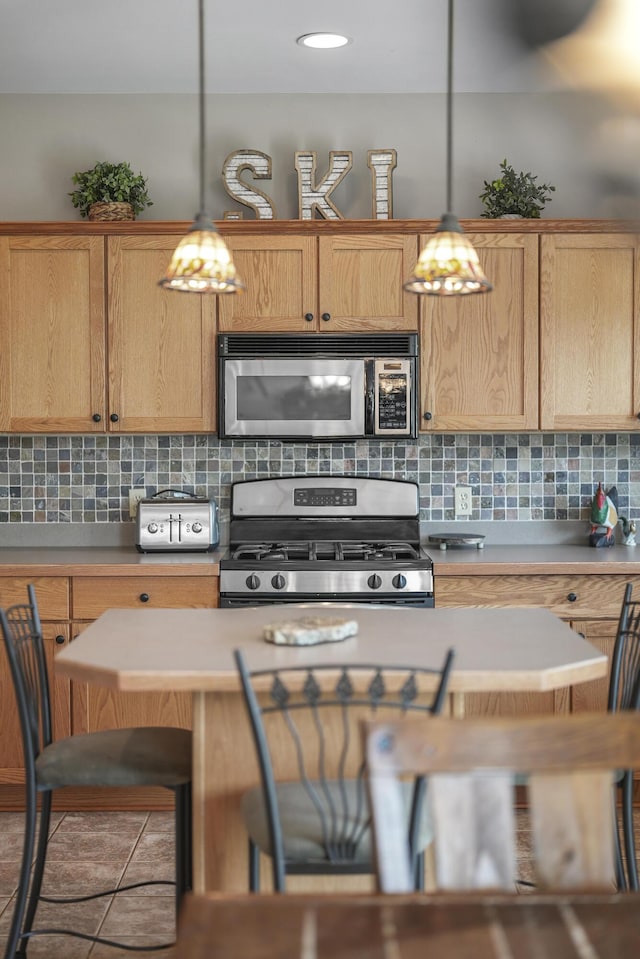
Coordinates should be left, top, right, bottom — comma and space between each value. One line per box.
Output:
0, 811, 178, 958
0, 808, 638, 957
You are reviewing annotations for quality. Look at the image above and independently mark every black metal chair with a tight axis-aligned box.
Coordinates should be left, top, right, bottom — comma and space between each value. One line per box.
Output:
1, 585, 192, 958
609, 582, 640, 891
234, 646, 455, 892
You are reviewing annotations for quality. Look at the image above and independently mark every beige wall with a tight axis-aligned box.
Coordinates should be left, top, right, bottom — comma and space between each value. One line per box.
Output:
0, 91, 613, 221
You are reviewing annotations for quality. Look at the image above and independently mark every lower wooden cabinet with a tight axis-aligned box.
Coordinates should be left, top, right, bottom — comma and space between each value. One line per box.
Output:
435, 572, 633, 718
69, 574, 218, 735
568, 619, 617, 714
0, 571, 219, 798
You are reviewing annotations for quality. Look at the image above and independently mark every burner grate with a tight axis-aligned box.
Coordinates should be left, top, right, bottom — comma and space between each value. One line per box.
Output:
231, 540, 420, 562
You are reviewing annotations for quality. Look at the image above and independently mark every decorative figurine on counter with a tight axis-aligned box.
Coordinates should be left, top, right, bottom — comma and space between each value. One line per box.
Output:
619, 516, 637, 546
589, 482, 619, 547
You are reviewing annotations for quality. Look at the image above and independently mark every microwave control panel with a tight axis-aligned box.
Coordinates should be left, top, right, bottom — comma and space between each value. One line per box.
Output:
374, 359, 411, 435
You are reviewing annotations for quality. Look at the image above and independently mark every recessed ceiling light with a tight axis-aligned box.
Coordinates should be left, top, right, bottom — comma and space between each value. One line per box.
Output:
297, 33, 352, 50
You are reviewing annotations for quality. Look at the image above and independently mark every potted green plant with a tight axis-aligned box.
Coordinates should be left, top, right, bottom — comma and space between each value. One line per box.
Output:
479, 159, 555, 218
69, 161, 153, 221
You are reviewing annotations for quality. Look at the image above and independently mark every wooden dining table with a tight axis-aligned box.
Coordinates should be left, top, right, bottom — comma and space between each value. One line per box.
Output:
54, 603, 607, 894
177, 891, 640, 959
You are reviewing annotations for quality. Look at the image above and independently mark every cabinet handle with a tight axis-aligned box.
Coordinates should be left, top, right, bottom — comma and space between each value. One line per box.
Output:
110, 413, 119, 423
567, 592, 577, 602
54, 634, 66, 645
423, 411, 433, 421
92, 413, 102, 423
304, 312, 314, 322
321, 313, 331, 322
139, 593, 150, 603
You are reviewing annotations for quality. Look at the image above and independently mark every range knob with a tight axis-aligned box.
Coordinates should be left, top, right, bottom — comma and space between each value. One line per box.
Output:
367, 574, 382, 590
392, 574, 407, 589
191, 521, 203, 533
147, 522, 158, 534
246, 574, 261, 590
271, 574, 286, 590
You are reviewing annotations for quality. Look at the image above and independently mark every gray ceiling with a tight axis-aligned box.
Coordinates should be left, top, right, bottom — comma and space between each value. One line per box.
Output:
0, 0, 560, 95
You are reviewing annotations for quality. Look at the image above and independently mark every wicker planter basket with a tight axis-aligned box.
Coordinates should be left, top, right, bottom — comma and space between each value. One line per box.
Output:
88, 201, 135, 222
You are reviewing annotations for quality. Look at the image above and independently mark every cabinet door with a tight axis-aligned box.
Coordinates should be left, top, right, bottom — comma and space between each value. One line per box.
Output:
0, 235, 106, 432
569, 619, 615, 714
318, 234, 417, 331
70, 621, 192, 736
0, 623, 71, 783
218, 235, 317, 331
420, 233, 539, 431
107, 236, 217, 432
540, 233, 640, 430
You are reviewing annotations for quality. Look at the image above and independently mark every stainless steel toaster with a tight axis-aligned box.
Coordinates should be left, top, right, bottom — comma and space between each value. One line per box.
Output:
135, 490, 219, 553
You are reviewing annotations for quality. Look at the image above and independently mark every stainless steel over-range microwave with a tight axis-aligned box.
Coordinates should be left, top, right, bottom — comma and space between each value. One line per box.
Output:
217, 333, 418, 441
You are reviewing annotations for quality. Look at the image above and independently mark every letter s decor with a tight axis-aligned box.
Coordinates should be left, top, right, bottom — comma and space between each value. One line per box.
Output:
368, 149, 397, 220
222, 150, 276, 219
295, 151, 353, 220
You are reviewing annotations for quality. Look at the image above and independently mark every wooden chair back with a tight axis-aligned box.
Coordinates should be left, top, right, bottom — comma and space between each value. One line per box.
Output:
365, 712, 640, 893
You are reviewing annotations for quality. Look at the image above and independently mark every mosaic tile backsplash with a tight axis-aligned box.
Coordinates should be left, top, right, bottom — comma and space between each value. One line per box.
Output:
1, 433, 639, 534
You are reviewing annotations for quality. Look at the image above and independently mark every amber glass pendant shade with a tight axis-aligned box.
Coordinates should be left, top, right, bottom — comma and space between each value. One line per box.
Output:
405, 0, 491, 296
404, 213, 492, 295
159, 214, 244, 293
159, 0, 243, 294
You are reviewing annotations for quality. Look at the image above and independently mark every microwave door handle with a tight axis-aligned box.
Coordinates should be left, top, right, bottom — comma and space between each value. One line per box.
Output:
365, 384, 375, 434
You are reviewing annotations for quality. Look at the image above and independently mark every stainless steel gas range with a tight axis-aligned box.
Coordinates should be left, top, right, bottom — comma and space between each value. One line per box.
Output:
219, 476, 434, 608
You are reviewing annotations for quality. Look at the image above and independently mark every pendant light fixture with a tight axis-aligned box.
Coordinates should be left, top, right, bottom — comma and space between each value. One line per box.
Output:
404, 0, 492, 295
159, 0, 243, 293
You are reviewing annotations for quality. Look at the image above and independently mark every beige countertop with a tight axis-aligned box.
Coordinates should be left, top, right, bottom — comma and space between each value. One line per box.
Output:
0, 546, 223, 576
0, 544, 639, 576
427, 543, 640, 575
55, 605, 607, 694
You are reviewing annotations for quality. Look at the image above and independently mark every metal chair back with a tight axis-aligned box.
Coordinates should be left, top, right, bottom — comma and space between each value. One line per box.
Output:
235, 647, 454, 891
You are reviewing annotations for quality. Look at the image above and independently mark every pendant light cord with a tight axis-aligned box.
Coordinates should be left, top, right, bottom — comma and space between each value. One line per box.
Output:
198, 0, 206, 216
445, 0, 454, 213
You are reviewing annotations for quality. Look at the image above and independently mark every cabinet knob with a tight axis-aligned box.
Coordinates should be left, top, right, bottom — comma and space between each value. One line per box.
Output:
321, 313, 331, 322
92, 413, 102, 423
110, 413, 119, 423
55, 634, 66, 645
304, 312, 314, 322
139, 593, 150, 603
423, 411, 433, 421
567, 592, 577, 603
637, 412, 640, 420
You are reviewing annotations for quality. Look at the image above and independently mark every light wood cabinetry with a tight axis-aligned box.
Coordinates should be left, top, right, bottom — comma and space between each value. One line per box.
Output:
0, 577, 71, 784
435, 571, 637, 718
420, 233, 539, 431
107, 236, 217, 432
569, 619, 616, 714
0, 569, 219, 806
0, 236, 106, 432
218, 233, 418, 332
69, 574, 219, 736
540, 233, 640, 431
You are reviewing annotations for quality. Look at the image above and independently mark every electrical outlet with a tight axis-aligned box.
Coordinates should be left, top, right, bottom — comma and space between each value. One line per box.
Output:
128, 488, 147, 519
454, 485, 472, 517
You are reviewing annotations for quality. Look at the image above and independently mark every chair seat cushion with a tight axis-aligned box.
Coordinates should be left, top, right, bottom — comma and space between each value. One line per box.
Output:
36, 726, 192, 789
241, 779, 432, 864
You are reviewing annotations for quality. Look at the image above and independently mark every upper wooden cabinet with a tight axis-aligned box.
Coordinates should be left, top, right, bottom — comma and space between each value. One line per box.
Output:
0, 235, 106, 432
0, 233, 217, 433
420, 233, 539, 431
540, 233, 640, 431
107, 236, 216, 432
218, 233, 418, 332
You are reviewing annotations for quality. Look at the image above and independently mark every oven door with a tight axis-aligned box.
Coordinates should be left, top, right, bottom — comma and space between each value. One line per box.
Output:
220, 357, 366, 439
